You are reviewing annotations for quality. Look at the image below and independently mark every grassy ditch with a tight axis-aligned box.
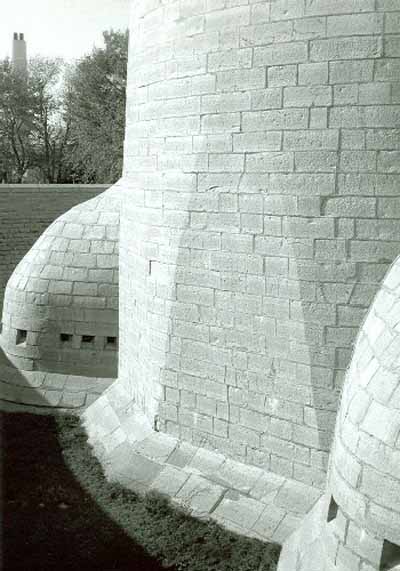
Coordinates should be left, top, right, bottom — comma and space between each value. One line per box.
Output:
1, 411, 280, 570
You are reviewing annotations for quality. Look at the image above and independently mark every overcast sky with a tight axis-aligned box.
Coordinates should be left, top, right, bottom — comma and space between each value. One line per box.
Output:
0, 0, 131, 61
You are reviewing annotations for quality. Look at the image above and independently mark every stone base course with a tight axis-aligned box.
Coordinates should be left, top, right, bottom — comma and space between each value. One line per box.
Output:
83, 384, 322, 545
0, 346, 113, 414
277, 496, 335, 571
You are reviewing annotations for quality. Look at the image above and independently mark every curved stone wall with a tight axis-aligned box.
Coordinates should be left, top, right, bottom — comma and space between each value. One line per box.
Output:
325, 254, 400, 569
278, 254, 400, 570
0, 184, 109, 316
1, 183, 121, 378
114, 0, 400, 486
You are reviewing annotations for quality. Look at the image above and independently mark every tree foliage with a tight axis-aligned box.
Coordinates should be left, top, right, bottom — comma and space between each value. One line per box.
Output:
30, 58, 73, 183
0, 29, 128, 184
66, 30, 128, 183
0, 59, 36, 182
0, 57, 73, 183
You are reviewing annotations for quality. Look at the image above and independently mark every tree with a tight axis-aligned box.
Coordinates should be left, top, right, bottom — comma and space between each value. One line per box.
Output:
0, 29, 128, 184
30, 58, 74, 183
66, 29, 128, 184
0, 59, 35, 182
0, 56, 74, 183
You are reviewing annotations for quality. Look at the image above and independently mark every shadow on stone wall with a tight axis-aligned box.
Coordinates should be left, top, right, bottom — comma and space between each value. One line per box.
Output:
0, 345, 51, 411
0, 341, 112, 414
288, 231, 395, 486
154, 175, 397, 489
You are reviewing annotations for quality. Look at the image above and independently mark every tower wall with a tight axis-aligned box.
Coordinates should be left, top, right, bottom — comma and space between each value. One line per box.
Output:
115, 0, 400, 488
12, 33, 27, 73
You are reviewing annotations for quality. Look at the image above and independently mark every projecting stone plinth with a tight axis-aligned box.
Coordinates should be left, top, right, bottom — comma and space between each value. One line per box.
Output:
84, 392, 321, 543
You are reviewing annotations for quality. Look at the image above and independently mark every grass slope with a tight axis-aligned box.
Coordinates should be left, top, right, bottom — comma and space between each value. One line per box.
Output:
1, 412, 280, 570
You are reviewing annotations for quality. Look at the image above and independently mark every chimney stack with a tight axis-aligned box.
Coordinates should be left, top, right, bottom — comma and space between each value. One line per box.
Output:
12, 32, 27, 73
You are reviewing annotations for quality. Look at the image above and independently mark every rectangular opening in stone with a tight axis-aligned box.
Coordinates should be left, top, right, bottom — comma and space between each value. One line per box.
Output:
327, 496, 339, 523
106, 336, 117, 349
16, 329, 27, 345
380, 540, 400, 570
60, 333, 73, 343
81, 335, 95, 346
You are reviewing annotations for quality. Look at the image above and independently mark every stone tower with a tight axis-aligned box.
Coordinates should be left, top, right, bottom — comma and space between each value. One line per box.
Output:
82, 1, 400, 562
90, 0, 399, 478
12, 32, 27, 73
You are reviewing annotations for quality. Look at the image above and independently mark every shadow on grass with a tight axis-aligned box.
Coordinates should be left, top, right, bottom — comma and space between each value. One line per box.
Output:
0, 412, 168, 571
0, 412, 280, 571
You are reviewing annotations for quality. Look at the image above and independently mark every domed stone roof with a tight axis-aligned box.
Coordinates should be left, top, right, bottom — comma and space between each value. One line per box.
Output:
327, 255, 400, 566
1, 182, 121, 379
279, 255, 400, 570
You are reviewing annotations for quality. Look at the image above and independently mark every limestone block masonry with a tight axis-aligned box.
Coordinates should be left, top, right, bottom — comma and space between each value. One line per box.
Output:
1, 184, 121, 378
0, 184, 108, 316
278, 255, 400, 570
86, 0, 399, 482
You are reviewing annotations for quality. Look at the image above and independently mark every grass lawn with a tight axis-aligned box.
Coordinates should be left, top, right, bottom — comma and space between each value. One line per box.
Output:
0, 411, 280, 570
